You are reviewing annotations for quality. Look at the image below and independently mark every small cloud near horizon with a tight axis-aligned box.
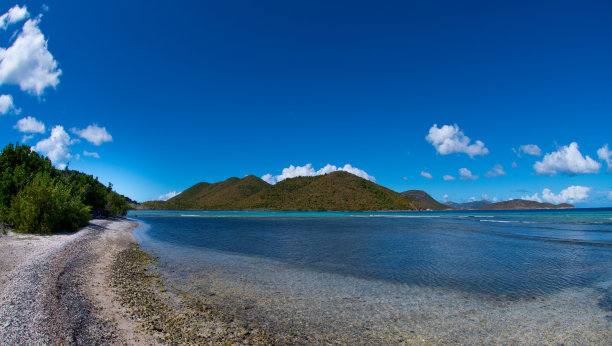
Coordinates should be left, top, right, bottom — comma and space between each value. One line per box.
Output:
262, 163, 375, 185
597, 144, 612, 173
459, 168, 478, 180
157, 191, 180, 201
484, 164, 506, 178
420, 170, 433, 180
533, 142, 600, 176
523, 185, 591, 204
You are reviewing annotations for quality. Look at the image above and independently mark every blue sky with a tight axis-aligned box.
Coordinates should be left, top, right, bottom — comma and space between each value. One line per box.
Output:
0, 1, 611, 206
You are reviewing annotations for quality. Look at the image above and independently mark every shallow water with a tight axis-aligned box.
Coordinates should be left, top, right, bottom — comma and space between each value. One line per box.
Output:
129, 209, 612, 343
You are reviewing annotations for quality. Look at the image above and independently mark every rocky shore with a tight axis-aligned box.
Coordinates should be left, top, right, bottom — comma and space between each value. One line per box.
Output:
0, 218, 291, 345
0, 218, 156, 344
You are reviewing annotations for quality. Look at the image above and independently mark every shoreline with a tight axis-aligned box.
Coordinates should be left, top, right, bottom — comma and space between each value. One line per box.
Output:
0, 218, 157, 344
0, 218, 286, 345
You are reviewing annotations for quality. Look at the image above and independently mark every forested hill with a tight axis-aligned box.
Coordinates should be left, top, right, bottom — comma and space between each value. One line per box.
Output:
479, 199, 574, 210
400, 190, 450, 210
144, 171, 423, 211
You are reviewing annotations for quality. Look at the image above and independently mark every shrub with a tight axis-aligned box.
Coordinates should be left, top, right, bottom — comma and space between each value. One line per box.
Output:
106, 191, 129, 216
7, 172, 91, 234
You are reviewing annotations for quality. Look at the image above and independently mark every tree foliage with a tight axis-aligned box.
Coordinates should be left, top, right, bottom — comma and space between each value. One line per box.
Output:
6, 172, 91, 234
0, 143, 133, 233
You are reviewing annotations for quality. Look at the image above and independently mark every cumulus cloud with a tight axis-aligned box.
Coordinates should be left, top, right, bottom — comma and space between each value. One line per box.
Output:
83, 150, 100, 159
32, 125, 72, 169
0, 15, 61, 95
425, 124, 488, 158
262, 163, 375, 185
597, 144, 612, 173
443, 194, 449, 201
0, 5, 29, 30
523, 186, 591, 204
14, 115, 44, 133
459, 168, 478, 180
443, 174, 455, 181
518, 144, 542, 156
533, 142, 600, 176
20, 134, 33, 143
71, 124, 112, 145
157, 191, 180, 201
0, 94, 19, 114
484, 164, 506, 178
420, 171, 433, 180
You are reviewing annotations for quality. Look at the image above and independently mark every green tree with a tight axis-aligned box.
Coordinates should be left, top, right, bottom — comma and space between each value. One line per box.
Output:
7, 172, 91, 234
106, 191, 129, 216
0, 143, 54, 217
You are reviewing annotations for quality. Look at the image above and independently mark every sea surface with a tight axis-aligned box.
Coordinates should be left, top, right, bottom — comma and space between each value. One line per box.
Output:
129, 209, 612, 343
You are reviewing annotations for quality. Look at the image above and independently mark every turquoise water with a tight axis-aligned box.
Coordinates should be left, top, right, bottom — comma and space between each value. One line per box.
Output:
128, 208, 612, 342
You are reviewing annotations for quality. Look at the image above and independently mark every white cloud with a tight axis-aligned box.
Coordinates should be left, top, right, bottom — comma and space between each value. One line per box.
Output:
32, 125, 72, 169
484, 164, 506, 178
157, 191, 180, 201
523, 192, 542, 202
518, 144, 542, 156
0, 94, 19, 114
71, 124, 112, 145
262, 163, 375, 185
0, 5, 29, 30
511, 161, 517, 168
14, 115, 44, 133
443, 194, 449, 201
425, 124, 488, 158
459, 168, 478, 180
523, 186, 591, 204
0, 16, 61, 95
443, 174, 455, 181
21, 134, 33, 143
533, 142, 600, 176
83, 150, 100, 159
597, 144, 612, 173
420, 170, 433, 180
402, 176, 408, 181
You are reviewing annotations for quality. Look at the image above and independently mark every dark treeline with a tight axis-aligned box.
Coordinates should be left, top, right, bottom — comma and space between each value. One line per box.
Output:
0, 143, 133, 234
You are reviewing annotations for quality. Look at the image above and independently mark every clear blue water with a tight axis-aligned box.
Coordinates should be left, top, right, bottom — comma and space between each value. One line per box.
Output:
129, 208, 612, 298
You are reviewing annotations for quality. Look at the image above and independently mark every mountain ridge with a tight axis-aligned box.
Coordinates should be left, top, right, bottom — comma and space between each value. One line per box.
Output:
400, 190, 450, 210
144, 171, 424, 211
479, 199, 574, 210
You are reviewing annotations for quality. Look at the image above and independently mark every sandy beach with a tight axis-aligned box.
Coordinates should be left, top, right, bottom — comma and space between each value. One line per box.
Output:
0, 218, 157, 345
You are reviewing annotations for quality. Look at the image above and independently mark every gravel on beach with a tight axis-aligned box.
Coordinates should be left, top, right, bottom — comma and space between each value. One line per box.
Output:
0, 218, 155, 345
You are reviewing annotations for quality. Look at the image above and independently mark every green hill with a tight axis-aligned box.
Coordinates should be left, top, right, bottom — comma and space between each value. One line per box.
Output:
479, 199, 574, 210
400, 190, 450, 210
445, 200, 492, 210
144, 171, 423, 211
147, 175, 271, 210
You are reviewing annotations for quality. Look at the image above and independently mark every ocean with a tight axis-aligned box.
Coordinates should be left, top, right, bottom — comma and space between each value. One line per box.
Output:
128, 209, 612, 343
